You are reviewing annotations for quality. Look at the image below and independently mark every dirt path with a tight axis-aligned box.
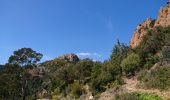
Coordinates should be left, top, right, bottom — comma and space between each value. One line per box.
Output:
123, 77, 170, 98
98, 77, 170, 100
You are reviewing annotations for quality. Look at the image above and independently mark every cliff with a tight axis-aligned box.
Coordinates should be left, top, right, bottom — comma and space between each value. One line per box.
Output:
155, 1, 170, 27
130, 1, 170, 48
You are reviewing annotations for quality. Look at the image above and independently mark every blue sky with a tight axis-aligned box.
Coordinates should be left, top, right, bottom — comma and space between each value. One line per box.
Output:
0, 0, 166, 64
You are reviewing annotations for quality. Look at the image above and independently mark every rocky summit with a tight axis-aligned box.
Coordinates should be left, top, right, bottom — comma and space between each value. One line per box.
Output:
58, 53, 80, 62
130, 1, 170, 48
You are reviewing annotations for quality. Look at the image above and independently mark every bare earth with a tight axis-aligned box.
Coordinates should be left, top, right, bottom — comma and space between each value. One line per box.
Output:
99, 77, 170, 100
122, 77, 170, 98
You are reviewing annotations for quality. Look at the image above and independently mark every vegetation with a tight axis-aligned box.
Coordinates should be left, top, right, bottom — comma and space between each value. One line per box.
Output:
162, 46, 170, 61
91, 41, 128, 94
0, 27, 170, 99
8, 48, 43, 67
138, 65, 170, 90
121, 53, 140, 76
136, 27, 170, 90
0, 48, 43, 100
114, 92, 163, 100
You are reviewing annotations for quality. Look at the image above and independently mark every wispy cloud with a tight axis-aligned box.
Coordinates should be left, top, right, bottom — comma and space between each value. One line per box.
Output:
105, 19, 114, 31
76, 52, 102, 58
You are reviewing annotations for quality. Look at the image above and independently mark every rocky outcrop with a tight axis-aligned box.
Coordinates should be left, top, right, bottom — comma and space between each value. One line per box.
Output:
28, 66, 48, 77
130, 1, 170, 48
130, 18, 154, 48
58, 53, 80, 62
155, 1, 170, 27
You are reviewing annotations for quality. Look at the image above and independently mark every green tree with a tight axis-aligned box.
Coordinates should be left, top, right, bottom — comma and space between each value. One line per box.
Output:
0, 64, 23, 100
91, 62, 102, 79
121, 53, 140, 76
110, 40, 129, 61
48, 63, 75, 95
8, 48, 43, 67
73, 59, 94, 82
7, 48, 43, 100
110, 40, 129, 74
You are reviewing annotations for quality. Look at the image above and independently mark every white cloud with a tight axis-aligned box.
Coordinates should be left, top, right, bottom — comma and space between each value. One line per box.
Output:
92, 59, 97, 62
42, 55, 53, 62
76, 52, 102, 58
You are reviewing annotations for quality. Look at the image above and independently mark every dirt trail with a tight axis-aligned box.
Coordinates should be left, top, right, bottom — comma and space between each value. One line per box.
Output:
97, 77, 170, 100
123, 77, 170, 98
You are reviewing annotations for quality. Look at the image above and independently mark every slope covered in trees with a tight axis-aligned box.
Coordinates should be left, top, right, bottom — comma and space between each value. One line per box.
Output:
1, 1, 170, 100
0, 26, 170, 99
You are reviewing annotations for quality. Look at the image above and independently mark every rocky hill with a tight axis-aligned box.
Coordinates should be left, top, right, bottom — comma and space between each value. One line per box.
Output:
130, 1, 170, 48
58, 53, 80, 62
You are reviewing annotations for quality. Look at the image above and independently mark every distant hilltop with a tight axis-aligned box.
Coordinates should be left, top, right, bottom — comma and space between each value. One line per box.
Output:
130, 1, 170, 48
58, 53, 80, 62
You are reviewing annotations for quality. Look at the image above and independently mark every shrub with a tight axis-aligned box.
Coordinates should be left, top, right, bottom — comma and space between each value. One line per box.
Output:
143, 56, 159, 69
121, 53, 141, 76
73, 59, 94, 82
134, 92, 162, 100
139, 65, 170, 90
110, 40, 129, 74
114, 92, 163, 100
67, 81, 85, 98
137, 70, 148, 81
91, 70, 113, 94
162, 46, 170, 61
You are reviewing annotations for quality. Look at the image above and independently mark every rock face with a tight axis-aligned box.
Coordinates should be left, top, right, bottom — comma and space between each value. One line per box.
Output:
155, 1, 170, 27
130, 1, 170, 48
58, 53, 80, 62
130, 18, 154, 48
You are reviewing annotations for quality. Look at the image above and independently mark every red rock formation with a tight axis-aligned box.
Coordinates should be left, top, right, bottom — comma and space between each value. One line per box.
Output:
130, 18, 154, 48
155, 1, 170, 27
58, 53, 79, 62
130, 1, 170, 48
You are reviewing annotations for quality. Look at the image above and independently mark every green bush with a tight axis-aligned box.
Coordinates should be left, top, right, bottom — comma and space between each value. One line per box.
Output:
110, 40, 129, 74
134, 92, 163, 100
90, 61, 124, 95
162, 46, 170, 61
91, 62, 102, 79
67, 81, 85, 98
143, 56, 159, 69
73, 59, 94, 82
91, 69, 113, 94
114, 92, 163, 100
139, 65, 170, 90
89, 41, 129, 95
137, 70, 148, 81
121, 53, 140, 76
